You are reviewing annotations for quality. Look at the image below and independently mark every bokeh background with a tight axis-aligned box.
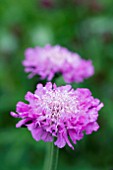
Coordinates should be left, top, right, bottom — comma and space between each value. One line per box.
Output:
0, 0, 113, 170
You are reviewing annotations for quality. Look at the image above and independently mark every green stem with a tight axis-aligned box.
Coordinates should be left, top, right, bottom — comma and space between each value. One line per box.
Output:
43, 141, 59, 170
43, 143, 52, 170
49, 142, 59, 170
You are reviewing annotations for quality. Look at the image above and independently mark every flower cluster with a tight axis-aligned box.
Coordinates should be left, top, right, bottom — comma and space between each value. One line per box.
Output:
23, 44, 94, 83
11, 82, 103, 149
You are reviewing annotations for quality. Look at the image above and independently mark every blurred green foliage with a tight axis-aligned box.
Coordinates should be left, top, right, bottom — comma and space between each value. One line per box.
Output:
0, 0, 113, 170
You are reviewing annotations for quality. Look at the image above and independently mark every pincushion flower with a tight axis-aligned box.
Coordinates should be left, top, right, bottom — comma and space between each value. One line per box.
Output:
10, 82, 103, 149
23, 44, 94, 83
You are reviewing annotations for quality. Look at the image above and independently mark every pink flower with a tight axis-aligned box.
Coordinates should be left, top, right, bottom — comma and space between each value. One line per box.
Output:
10, 82, 103, 149
23, 44, 94, 83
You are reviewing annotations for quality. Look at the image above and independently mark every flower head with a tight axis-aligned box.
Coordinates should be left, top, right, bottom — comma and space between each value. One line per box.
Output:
23, 44, 94, 83
11, 83, 103, 149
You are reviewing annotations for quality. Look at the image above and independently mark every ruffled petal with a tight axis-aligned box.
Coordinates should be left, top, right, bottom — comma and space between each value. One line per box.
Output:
16, 102, 29, 113
85, 122, 99, 135
54, 133, 66, 148
29, 127, 44, 141
10, 112, 19, 118
63, 132, 74, 150
16, 118, 32, 128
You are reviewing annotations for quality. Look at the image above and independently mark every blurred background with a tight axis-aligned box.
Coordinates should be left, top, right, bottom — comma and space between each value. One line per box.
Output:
0, 0, 113, 170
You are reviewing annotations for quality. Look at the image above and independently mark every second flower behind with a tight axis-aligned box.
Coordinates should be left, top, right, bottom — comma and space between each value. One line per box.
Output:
23, 44, 94, 83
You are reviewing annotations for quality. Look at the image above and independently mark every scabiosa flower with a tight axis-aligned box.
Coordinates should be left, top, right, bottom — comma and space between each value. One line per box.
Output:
23, 44, 94, 83
10, 82, 103, 149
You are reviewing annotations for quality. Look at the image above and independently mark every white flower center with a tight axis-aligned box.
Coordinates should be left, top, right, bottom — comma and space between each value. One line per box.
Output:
40, 90, 78, 121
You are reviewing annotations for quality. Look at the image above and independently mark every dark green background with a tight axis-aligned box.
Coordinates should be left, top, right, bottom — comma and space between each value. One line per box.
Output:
0, 0, 113, 170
